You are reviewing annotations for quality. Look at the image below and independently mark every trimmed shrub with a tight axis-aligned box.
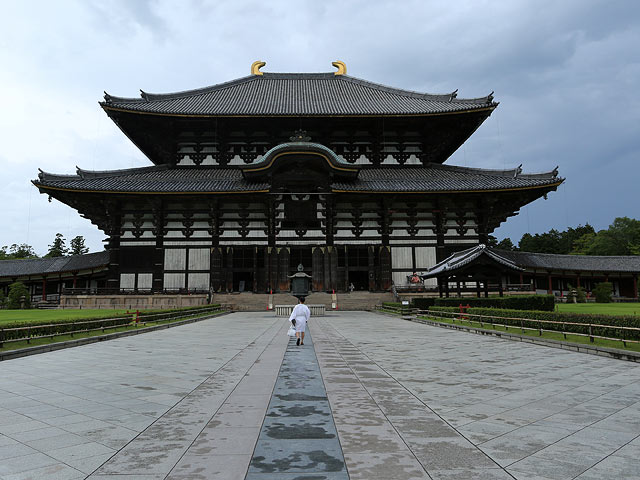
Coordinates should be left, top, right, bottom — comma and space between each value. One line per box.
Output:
593, 282, 613, 303
433, 295, 555, 311
427, 306, 640, 341
382, 302, 404, 308
411, 298, 436, 310
7, 282, 30, 309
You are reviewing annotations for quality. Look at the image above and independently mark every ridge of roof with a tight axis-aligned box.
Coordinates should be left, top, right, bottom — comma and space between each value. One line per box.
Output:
75, 164, 169, 179
101, 72, 496, 106
431, 163, 561, 180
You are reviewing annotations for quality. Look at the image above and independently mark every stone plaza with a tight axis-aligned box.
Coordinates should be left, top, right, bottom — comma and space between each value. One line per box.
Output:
0, 311, 639, 479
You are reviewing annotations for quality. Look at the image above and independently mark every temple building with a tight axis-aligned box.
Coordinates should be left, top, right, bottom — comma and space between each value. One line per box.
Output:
31, 61, 564, 300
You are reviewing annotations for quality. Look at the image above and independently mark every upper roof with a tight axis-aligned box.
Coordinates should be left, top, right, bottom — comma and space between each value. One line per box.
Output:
33, 163, 561, 194
0, 251, 110, 279
101, 72, 497, 117
495, 249, 640, 273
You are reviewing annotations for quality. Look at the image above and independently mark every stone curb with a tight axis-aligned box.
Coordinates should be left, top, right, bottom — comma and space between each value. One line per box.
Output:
376, 311, 640, 363
0, 310, 231, 362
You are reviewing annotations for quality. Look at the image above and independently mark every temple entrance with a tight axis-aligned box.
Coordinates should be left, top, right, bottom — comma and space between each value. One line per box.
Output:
347, 270, 369, 291
233, 272, 253, 292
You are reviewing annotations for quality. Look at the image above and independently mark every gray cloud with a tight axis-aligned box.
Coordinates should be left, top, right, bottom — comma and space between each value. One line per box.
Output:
0, 0, 638, 254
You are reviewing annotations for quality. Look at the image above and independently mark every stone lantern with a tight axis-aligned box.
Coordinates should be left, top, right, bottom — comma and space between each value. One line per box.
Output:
289, 264, 312, 300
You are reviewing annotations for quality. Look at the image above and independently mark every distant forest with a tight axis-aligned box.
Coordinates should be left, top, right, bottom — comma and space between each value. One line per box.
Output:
490, 217, 640, 256
0, 233, 90, 260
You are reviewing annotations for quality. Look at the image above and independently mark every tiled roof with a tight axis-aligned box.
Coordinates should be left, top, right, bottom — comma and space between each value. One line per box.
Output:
34, 164, 561, 194
495, 249, 640, 273
0, 251, 110, 279
101, 73, 497, 116
335, 165, 561, 192
422, 244, 523, 278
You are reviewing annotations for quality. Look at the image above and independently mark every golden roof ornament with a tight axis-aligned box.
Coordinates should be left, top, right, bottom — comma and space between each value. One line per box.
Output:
332, 61, 347, 75
251, 60, 266, 75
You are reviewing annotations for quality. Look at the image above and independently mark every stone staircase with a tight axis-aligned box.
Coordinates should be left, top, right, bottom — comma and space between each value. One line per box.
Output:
211, 291, 394, 312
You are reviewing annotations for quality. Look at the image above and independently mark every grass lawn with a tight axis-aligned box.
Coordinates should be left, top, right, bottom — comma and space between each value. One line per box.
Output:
0, 308, 225, 352
417, 315, 640, 353
556, 303, 640, 316
0, 309, 137, 326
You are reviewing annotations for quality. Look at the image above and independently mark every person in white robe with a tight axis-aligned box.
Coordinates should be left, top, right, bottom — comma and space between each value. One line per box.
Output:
288, 296, 311, 346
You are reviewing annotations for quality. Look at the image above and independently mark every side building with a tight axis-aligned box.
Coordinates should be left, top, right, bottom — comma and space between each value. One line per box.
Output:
32, 62, 562, 297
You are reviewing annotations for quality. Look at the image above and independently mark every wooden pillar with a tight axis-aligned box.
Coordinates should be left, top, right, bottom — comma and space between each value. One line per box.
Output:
42, 276, 47, 300
368, 246, 376, 291
476, 281, 481, 298
456, 280, 461, 297
379, 246, 391, 291
268, 247, 278, 293
484, 280, 489, 298
278, 247, 290, 292
330, 247, 338, 292
438, 277, 443, 298
634, 274, 638, 300
444, 277, 450, 298
498, 277, 504, 297
210, 247, 223, 292
72, 274, 77, 289
252, 247, 258, 293
547, 274, 553, 294
226, 247, 233, 292
519, 273, 523, 286
313, 247, 324, 292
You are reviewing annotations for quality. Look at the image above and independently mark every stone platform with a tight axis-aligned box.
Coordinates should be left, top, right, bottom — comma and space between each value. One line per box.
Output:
0, 312, 639, 479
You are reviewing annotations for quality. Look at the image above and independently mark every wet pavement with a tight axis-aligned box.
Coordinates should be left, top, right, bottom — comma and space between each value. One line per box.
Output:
247, 330, 347, 479
1, 311, 640, 479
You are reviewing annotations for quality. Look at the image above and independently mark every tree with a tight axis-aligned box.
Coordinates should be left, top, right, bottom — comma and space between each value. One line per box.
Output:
593, 282, 613, 303
69, 236, 89, 255
7, 282, 30, 309
45, 233, 68, 258
496, 238, 516, 251
0, 244, 38, 260
571, 217, 640, 256
518, 224, 596, 254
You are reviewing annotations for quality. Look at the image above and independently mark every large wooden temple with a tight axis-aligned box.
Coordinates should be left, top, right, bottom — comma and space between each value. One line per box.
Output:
33, 61, 563, 296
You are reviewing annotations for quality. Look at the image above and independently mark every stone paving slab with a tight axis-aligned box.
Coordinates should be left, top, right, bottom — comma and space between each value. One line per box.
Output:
1, 311, 640, 479
317, 312, 640, 480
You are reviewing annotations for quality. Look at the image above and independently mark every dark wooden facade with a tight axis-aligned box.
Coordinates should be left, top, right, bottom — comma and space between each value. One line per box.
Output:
33, 64, 563, 294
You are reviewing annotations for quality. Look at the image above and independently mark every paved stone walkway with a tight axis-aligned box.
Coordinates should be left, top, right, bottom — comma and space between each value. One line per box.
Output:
0, 311, 639, 479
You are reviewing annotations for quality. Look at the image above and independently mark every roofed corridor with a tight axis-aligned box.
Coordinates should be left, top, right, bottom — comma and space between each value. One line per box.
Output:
0, 312, 639, 479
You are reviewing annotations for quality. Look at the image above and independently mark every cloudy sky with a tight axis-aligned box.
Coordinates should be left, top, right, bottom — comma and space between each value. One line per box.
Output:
1, 0, 638, 255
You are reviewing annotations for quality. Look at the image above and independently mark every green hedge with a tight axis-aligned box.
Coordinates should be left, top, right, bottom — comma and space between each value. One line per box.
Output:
433, 295, 555, 311
428, 306, 640, 341
411, 298, 437, 309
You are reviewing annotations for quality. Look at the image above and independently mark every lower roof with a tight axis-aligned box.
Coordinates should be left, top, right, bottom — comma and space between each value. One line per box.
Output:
496, 249, 640, 274
33, 163, 562, 195
0, 251, 110, 279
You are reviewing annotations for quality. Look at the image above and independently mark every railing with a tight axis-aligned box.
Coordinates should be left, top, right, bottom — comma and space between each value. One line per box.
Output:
419, 310, 640, 347
0, 305, 225, 349
275, 304, 326, 317
61, 288, 210, 296
375, 304, 418, 316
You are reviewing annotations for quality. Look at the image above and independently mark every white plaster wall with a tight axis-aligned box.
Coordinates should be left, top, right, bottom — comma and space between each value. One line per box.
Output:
164, 273, 185, 289
392, 247, 413, 269
164, 249, 186, 270
415, 246, 436, 270
137, 273, 153, 290
188, 249, 210, 270
188, 273, 210, 290
120, 273, 135, 290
